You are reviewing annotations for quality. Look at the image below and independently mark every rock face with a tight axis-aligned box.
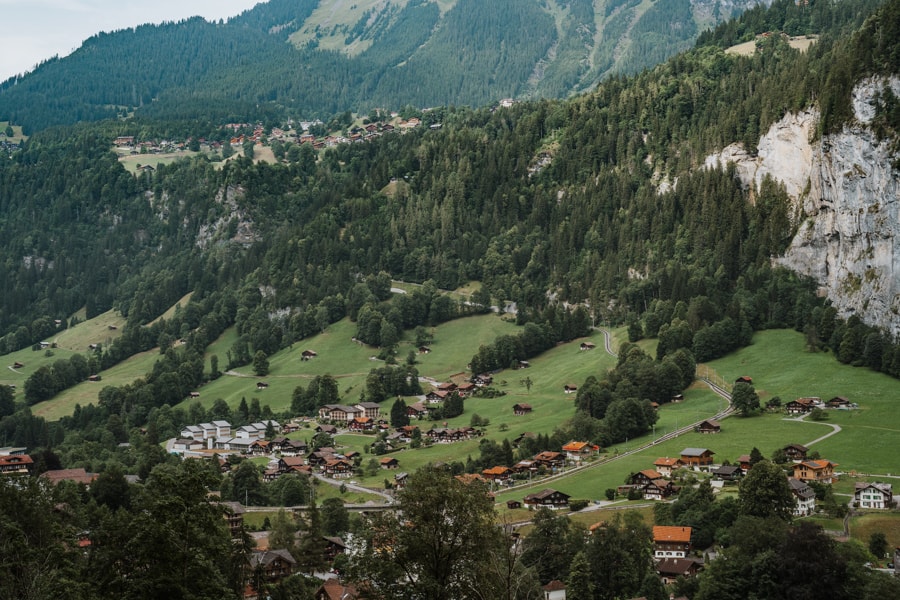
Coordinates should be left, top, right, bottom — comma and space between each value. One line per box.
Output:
705, 76, 900, 334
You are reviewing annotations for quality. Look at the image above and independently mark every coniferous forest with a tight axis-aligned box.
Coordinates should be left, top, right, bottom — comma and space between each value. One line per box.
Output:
1, 0, 900, 598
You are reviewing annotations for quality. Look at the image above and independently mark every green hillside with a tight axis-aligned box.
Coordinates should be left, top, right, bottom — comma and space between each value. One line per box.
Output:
0, 0, 767, 132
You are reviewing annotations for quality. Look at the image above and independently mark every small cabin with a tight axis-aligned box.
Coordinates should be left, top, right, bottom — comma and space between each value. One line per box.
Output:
88, 375, 102, 382
256, 382, 269, 390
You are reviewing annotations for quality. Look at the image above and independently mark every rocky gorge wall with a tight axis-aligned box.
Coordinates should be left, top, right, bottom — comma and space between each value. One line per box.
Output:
704, 76, 900, 335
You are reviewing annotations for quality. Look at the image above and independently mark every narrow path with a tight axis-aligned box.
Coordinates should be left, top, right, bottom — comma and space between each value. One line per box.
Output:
782, 414, 842, 446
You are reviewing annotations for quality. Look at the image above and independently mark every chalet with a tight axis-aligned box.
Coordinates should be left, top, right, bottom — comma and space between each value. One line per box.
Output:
697, 419, 721, 434
630, 469, 663, 487
0, 454, 32, 475
712, 465, 743, 481
680, 448, 715, 469
397, 425, 420, 441
653, 525, 692, 558
301, 350, 318, 361
656, 558, 703, 585
524, 489, 570, 509
482, 466, 513, 481
324, 458, 354, 479
457, 382, 477, 397
219, 501, 246, 537
472, 373, 493, 386
426, 427, 479, 443
793, 459, 838, 484
828, 396, 851, 408
515, 360, 531, 369
580, 342, 596, 351
344, 450, 360, 461
323, 536, 347, 562
786, 397, 819, 414
406, 401, 429, 420
189, 392, 201, 398
653, 457, 684, 478
735, 376, 753, 385
416, 345, 430, 355
380, 457, 400, 470
355, 402, 381, 419
644, 479, 678, 501
513, 403, 533, 416
563, 384, 578, 394
507, 500, 523, 509
88, 374, 102, 382
307, 450, 336, 468
278, 456, 312, 475
532, 451, 566, 470
315, 424, 338, 435
348, 417, 375, 432
788, 477, 817, 516
394, 472, 408, 490
249, 549, 296, 588
256, 381, 269, 390
426, 390, 450, 404
315, 578, 358, 600
854, 482, 893, 509
12, 362, 24, 369
249, 440, 270, 456
436, 382, 458, 393
41, 468, 98, 487
562, 441, 599, 462
783, 443, 809, 462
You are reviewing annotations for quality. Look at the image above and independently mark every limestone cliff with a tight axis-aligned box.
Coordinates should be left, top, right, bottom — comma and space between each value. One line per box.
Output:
704, 76, 900, 334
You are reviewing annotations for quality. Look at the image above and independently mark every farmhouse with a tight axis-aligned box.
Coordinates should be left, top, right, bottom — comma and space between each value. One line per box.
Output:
406, 401, 429, 420
712, 465, 743, 481
563, 384, 578, 394
854, 482, 893, 509
323, 458, 354, 479
301, 350, 318, 360
425, 390, 450, 403
643, 479, 678, 500
793, 459, 838, 484
513, 403, 533, 415
653, 525, 692, 558
471, 373, 493, 386
456, 382, 477, 397
482, 466, 513, 481
580, 342, 596, 350
249, 549, 296, 588
532, 451, 565, 470
256, 381, 269, 390
523, 489, 570, 509
380, 457, 400, 470
0, 453, 33, 475
680, 448, 715, 469
630, 469, 663, 487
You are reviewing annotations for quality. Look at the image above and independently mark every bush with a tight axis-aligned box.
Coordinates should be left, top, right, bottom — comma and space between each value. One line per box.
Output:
569, 499, 589, 512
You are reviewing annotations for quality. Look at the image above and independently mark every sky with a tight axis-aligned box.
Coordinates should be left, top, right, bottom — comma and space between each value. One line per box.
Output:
1, 0, 264, 81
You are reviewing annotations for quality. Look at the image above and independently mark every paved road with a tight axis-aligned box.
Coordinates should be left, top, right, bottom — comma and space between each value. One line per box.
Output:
782, 413, 843, 446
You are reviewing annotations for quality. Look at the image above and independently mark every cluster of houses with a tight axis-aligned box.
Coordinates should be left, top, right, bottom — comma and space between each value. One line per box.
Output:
784, 395, 856, 414
173, 419, 286, 454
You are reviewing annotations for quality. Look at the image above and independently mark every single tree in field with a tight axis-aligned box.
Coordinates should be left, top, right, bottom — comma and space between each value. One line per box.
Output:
731, 381, 760, 417
252, 350, 269, 376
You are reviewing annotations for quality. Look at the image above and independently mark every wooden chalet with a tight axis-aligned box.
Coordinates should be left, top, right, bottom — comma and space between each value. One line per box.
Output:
793, 459, 838, 484
0, 453, 33, 475
532, 451, 565, 470
785, 397, 819, 414
425, 390, 450, 403
712, 465, 743, 481
523, 488, 570, 509
323, 536, 347, 562
219, 501, 246, 537
513, 403, 533, 415
301, 349, 318, 360
249, 549, 296, 589
630, 469, 663, 487
580, 342, 596, 350
644, 479, 678, 500
380, 457, 400, 470
680, 448, 715, 469
696, 419, 721, 434
783, 443, 809, 461
828, 396, 851, 408
471, 373, 493, 386
315, 578, 358, 600
456, 382, 477, 397
506, 500, 522, 509
436, 382, 457, 393
315, 424, 338, 435
656, 558, 703, 585
653, 525, 692, 558
653, 457, 684, 477
323, 458, 354, 479
563, 384, 578, 394
256, 381, 269, 390
348, 416, 375, 431
737, 454, 752, 472
406, 401, 429, 419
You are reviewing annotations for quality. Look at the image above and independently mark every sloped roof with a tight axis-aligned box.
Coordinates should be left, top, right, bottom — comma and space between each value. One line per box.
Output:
653, 526, 692, 543
680, 448, 714, 457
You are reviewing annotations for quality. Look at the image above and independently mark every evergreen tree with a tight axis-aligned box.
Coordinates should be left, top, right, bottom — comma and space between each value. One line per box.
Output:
390, 397, 410, 427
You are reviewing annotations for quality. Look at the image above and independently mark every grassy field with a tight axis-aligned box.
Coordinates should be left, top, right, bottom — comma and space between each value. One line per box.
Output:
705, 329, 900, 474
849, 512, 900, 555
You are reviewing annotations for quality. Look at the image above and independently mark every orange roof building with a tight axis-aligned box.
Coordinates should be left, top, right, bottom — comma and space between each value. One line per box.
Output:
653, 526, 692, 558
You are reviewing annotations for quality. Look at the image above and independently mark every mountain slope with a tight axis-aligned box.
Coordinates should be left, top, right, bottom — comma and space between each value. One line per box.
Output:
0, 0, 766, 132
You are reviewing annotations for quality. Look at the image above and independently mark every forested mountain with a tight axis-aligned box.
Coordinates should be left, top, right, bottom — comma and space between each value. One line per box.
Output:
0, 0, 767, 133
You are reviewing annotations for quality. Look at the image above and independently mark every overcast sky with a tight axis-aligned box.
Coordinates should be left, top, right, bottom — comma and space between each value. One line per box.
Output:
1, 0, 264, 81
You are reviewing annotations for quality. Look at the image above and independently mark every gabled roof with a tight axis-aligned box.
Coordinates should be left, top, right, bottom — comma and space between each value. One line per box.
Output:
638, 469, 662, 479
40, 468, 97, 485
653, 525, 692, 544
524, 488, 570, 501
855, 482, 892, 494
249, 548, 296, 568
787, 477, 816, 500
797, 459, 838, 470
654, 457, 683, 467
562, 441, 597, 452
656, 557, 702, 575
680, 448, 714, 457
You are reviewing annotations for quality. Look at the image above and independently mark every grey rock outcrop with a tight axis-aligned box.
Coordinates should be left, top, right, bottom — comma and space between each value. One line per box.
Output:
705, 76, 900, 334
